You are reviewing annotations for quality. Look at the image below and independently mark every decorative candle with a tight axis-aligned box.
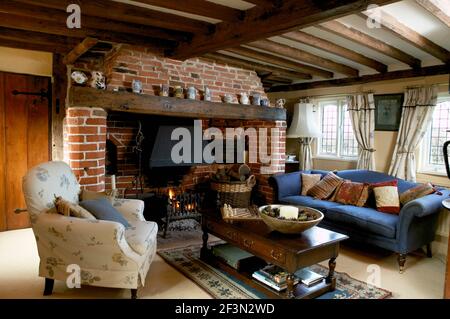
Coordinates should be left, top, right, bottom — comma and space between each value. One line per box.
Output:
111, 175, 116, 190
279, 206, 298, 219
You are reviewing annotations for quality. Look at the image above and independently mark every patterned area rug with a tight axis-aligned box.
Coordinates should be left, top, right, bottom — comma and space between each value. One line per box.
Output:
158, 245, 392, 299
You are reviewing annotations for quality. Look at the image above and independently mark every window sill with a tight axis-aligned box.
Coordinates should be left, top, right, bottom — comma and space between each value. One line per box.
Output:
313, 155, 358, 163
417, 170, 448, 177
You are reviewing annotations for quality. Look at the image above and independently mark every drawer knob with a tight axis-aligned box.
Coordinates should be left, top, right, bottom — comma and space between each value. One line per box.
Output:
270, 249, 283, 260
243, 238, 254, 248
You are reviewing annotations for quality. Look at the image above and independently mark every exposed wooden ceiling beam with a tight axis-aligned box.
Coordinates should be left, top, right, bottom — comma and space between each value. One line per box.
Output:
0, 38, 70, 53
63, 37, 99, 65
226, 46, 334, 78
203, 53, 312, 80
416, 0, 450, 28
318, 21, 422, 68
168, 0, 398, 59
0, 12, 169, 54
133, 0, 244, 22
15, 0, 211, 34
0, 26, 78, 48
360, 11, 450, 64
249, 39, 359, 77
281, 31, 388, 73
269, 65, 449, 92
0, 0, 189, 42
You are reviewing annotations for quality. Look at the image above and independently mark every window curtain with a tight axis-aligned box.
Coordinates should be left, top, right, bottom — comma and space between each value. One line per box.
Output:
299, 137, 313, 170
388, 86, 438, 181
347, 93, 376, 170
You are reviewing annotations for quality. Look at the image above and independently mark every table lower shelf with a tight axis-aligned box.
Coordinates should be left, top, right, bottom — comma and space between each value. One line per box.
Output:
200, 247, 335, 299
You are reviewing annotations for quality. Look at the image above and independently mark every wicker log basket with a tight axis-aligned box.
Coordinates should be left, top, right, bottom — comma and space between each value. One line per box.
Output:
211, 175, 256, 208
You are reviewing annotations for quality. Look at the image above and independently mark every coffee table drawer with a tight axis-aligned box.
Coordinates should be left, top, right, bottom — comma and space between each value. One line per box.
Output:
240, 234, 286, 265
205, 219, 241, 243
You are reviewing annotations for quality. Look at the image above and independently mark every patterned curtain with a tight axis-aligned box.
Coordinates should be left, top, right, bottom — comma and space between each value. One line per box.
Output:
347, 93, 376, 170
388, 86, 438, 181
299, 137, 313, 170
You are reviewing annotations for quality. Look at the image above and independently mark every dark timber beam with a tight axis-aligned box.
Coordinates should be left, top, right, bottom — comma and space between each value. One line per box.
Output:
0, 0, 189, 42
226, 47, 334, 78
268, 65, 450, 92
0, 26, 78, 49
0, 12, 169, 54
168, 0, 398, 59
63, 37, 99, 65
416, 0, 450, 28
202, 53, 312, 80
0, 38, 69, 53
319, 21, 422, 68
281, 31, 388, 73
249, 39, 359, 77
69, 86, 287, 121
360, 11, 450, 64
16, 0, 210, 34
133, 0, 244, 22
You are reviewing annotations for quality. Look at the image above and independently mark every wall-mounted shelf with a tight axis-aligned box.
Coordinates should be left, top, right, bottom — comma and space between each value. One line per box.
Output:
69, 86, 286, 121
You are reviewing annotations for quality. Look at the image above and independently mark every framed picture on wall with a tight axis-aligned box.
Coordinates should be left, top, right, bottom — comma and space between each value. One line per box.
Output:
374, 94, 404, 131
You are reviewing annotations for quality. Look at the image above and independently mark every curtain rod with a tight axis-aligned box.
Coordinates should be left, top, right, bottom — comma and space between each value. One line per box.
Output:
298, 82, 449, 100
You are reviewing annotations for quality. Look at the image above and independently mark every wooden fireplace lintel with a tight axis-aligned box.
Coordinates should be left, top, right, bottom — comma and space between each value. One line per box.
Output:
69, 86, 286, 121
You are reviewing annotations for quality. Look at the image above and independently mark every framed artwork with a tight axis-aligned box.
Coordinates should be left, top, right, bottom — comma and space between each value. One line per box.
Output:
374, 94, 404, 131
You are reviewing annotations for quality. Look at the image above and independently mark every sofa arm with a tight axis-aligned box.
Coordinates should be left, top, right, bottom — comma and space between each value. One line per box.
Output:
112, 198, 145, 222
269, 171, 302, 201
400, 188, 450, 218
33, 213, 141, 267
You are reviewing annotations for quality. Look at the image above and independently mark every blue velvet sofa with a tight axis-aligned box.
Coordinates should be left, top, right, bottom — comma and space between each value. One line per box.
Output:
270, 169, 450, 272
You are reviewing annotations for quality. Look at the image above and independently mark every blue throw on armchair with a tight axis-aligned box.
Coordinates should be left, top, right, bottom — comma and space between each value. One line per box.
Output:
269, 169, 450, 273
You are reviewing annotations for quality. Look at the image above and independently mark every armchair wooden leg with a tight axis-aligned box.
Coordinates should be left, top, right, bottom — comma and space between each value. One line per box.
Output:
43, 278, 54, 296
397, 254, 407, 274
426, 244, 432, 258
131, 289, 137, 299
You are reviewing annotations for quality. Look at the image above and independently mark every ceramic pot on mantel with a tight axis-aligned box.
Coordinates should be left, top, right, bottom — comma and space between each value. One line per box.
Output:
239, 92, 249, 105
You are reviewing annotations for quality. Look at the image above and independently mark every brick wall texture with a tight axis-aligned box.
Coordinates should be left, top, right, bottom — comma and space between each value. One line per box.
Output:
66, 45, 286, 203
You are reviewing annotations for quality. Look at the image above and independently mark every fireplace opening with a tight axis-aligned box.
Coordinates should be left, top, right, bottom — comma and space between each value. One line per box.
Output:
105, 139, 118, 175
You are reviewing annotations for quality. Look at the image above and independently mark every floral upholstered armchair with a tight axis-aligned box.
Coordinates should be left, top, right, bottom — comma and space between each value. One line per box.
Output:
22, 161, 158, 298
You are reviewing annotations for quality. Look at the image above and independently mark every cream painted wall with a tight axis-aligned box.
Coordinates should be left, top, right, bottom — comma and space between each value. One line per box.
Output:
0, 46, 52, 76
270, 74, 450, 187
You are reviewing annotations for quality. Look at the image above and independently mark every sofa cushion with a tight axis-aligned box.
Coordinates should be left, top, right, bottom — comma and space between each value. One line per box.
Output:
399, 183, 436, 206
280, 195, 342, 212
301, 173, 321, 195
326, 205, 398, 238
125, 220, 158, 255
333, 181, 370, 207
307, 172, 344, 199
371, 180, 400, 214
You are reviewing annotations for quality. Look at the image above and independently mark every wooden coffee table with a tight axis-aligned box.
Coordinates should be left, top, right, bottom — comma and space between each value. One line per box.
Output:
200, 209, 348, 299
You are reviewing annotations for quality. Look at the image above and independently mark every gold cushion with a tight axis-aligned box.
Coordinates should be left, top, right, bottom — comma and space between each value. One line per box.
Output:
301, 173, 321, 196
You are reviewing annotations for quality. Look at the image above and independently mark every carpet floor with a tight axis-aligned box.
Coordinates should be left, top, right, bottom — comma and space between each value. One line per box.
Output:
158, 244, 392, 299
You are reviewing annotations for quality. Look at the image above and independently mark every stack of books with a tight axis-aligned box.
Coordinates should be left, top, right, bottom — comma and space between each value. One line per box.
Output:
252, 265, 323, 291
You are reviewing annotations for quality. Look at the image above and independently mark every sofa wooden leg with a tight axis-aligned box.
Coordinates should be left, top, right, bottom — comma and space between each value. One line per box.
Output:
131, 289, 138, 299
43, 278, 54, 296
397, 254, 407, 273
426, 244, 432, 258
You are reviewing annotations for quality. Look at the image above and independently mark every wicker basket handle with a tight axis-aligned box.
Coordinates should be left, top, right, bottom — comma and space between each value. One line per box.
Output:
246, 175, 256, 188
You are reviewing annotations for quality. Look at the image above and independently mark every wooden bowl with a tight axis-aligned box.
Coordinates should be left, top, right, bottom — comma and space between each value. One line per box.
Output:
258, 205, 324, 234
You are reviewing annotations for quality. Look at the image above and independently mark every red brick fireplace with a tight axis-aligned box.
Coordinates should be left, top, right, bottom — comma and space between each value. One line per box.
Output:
63, 45, 286, 203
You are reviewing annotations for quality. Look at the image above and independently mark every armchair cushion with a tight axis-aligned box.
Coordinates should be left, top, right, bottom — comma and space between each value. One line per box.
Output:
125, 221, 158, 255
80, 198, 131, 227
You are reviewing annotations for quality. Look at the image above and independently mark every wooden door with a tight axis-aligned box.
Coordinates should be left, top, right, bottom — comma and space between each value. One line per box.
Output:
0, 72, 51, 231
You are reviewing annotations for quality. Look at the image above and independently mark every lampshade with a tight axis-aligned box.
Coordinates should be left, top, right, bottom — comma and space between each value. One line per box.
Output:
287, 103, 321, 138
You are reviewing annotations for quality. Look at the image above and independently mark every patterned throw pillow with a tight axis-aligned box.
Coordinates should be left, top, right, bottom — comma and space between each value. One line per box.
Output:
301, 173, 322, 195
399, 183, 436, 206
307, 172, 344, 199
371, 180, 400, 214
333, 181, 370, 207
80, 189, 117, 203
